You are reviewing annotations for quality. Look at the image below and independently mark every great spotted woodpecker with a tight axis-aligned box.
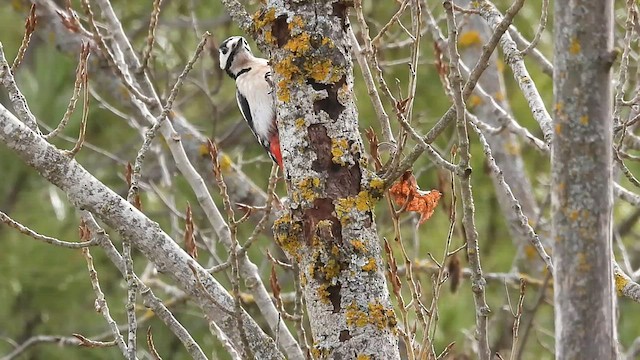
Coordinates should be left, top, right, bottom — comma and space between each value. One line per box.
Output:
219, 36, 283, 168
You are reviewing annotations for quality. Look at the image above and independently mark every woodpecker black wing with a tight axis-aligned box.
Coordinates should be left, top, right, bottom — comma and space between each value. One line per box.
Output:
236, 90, 272, 155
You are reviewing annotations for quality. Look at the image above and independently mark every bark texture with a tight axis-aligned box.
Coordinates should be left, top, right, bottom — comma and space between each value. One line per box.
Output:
259, 1, 401, 358
553, 0, 616, 357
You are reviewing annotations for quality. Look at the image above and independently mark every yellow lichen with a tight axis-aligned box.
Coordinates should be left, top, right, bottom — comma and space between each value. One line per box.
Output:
288, 15, 305, 31
331, 138, 349, 165
458, 31, 482, 47
294, 177, 321, 203
570, 37, 581, 55
305, 59, 333, 83
351, 239, 366, 252
273, 213, 303, 260
318, 283, 331, 304
219, 154, 233, 172
346, 302, 369, 328
614, 269, 628, 295
569, 210, 579, 221
356, 355, 371, 360
580, 115, 589, 125
468, 94, 483, 108
331, 244, 340, 257
252, 7, 276, 30
362, 258, 376, 272
321, 37, 335, 48
346, 301, 397, 331
285, 32, 311, 55
323, 258, 341, 279
295, 118, 306, 128
504, 141, 520, 156
555, 123, 562, 134
335, 191, 376, 222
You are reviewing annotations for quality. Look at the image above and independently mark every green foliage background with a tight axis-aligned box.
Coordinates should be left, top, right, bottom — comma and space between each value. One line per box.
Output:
0, 0, 637, 359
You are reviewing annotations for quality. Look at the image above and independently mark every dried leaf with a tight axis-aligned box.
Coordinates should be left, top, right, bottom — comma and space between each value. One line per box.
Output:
270, 265, 281, 299
184, 202, 197, 259
78, 218, 91, 242
389, 171, 441, 224
448, 253, 461, 293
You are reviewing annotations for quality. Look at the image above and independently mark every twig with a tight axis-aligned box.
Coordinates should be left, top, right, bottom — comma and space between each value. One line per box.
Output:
444, 1, 491, 359
65, 48, 90, 157
72, 334, 118, 348
510, 279, 526, 360
12, 4, 38, 72
0, 210, 96, 248
519, 0, 548, 55
146, 327, 163, 360
46, 43, 90, 140
0, 42, 40, 133
140, 0, 163, 74
207, 140, 255, 359
81, 246, 130, 357
0, 336, 82, 360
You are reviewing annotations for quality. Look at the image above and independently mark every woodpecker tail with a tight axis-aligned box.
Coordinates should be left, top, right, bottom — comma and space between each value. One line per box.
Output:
269, 133, 283, 168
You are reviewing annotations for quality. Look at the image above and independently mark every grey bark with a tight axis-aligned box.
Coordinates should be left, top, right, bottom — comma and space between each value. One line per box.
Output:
262, 1, 401, 358
552, 0, 617, 357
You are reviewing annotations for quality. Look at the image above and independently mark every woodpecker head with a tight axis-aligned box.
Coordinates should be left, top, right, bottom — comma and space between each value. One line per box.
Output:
219, 36, 254, 79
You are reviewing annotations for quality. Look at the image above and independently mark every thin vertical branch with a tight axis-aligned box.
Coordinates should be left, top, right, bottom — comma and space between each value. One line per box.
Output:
444, 2, 491, 359
12, 4, 38, 72
140, 0, 163, 74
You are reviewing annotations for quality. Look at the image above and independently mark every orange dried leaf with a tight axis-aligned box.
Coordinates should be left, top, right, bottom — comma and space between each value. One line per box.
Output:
389, 172, 441, 224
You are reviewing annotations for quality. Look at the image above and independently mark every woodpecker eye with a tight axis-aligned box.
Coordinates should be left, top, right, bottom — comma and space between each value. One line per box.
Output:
220, 46, 228, 54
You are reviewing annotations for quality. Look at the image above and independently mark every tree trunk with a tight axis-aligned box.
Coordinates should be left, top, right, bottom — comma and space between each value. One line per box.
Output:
552, 0, 616, 357
260, 1, 401, 358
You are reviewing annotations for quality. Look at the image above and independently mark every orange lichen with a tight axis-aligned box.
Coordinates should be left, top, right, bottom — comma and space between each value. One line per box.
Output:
389, 172, 441, 224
